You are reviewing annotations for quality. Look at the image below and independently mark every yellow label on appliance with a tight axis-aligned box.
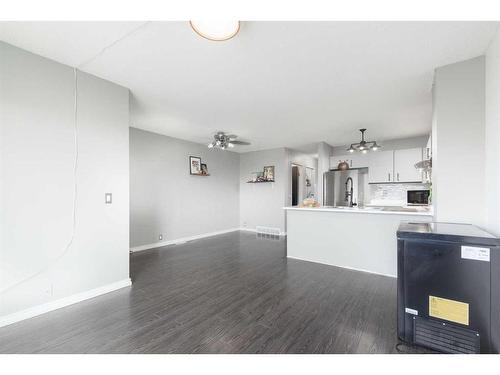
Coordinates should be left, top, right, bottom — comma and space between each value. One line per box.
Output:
429, 296, 469, 326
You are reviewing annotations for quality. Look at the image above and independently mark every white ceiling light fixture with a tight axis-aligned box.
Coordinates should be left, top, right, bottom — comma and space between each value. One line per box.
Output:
189, 20, 240, 41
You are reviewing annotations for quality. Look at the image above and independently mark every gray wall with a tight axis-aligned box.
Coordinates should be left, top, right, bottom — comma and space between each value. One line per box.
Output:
433, 56, 486, 227
239, 148, 288, 233
129, 128, 240, 247
0, 42, 130, 318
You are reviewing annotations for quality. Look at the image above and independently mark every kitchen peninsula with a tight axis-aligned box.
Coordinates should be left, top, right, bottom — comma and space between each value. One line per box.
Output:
284, 206, 433, 277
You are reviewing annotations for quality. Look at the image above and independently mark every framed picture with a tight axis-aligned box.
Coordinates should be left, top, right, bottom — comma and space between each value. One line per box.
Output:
189, 156, 202, 175
201, 163, 209, 175
263, 165, 275, 181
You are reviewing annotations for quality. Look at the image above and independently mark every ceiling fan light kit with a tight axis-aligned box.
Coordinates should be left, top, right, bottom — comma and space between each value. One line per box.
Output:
208, 131, 250, 150
347, 128, 381, 153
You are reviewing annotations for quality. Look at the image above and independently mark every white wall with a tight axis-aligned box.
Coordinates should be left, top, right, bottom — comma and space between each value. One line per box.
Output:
129, 128, 240, 248
485, 28, 500, 236
239, 148, 288, 233
0, 42, 130, 321
432, 56, 486, 227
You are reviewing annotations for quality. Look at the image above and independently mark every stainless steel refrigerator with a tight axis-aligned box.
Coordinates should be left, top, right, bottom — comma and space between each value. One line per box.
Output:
323, 168, 367, 207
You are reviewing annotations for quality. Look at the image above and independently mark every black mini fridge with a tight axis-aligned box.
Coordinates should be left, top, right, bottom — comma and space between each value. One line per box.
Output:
397, 222, 500, 353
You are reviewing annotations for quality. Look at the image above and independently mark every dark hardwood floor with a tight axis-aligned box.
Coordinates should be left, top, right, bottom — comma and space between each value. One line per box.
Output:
0, 231, 427, 353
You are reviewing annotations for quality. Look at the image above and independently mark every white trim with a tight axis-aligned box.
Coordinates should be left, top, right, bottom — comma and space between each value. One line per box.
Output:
239, 227, 287, 236
130, 228, 241, 252
0, 278, 131, 328
286, 255, 396, 278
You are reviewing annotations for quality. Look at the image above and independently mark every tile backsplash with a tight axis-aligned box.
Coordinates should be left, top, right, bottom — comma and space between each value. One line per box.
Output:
368, 183, 431, 206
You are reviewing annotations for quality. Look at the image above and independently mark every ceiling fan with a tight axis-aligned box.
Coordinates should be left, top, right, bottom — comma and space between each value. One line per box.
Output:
207, 131, 251, 150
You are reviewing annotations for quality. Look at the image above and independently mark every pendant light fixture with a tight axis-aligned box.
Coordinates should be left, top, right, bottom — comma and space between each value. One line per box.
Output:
190, 20, 240, 41
347, 128, 381, 154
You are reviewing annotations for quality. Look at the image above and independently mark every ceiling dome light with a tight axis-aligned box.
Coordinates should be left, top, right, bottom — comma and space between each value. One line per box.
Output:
190, 20, 240, 41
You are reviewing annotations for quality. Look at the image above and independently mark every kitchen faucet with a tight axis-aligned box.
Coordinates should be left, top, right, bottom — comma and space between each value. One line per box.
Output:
345, 177, 354, 207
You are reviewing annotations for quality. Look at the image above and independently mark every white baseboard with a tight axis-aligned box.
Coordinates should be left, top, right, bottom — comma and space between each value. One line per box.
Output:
130, 228, 241, 252
239, 227, 287, 236
0, 278, 132, 328
286, 256, 396, 278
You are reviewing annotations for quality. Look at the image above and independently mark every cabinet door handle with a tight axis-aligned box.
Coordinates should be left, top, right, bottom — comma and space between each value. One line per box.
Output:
388, 173, 391, 181
397, 172, 400, 181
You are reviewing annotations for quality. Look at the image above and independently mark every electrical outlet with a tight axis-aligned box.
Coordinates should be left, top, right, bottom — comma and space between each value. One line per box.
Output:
159, 234, 163, 241
105, 193, 112, 204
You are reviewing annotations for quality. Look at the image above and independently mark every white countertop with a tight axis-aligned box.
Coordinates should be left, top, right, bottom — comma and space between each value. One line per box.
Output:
284, 205, 434, 216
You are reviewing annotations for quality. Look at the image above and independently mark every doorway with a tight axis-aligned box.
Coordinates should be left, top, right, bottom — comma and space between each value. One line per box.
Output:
291, 164, 300, 206
291, 163, 316, 206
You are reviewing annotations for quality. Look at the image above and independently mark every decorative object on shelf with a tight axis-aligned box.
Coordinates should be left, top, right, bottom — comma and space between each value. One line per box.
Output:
346, 128, 381, 154
207, 131, 251, 150
415, 158, 432, 183
201, 163, 209, 175
247, 166, 275, 183
337, 160, 350, 170
189, 156, 210, 176
189, 156, 202, 175
263, 166, 275, 181
190, 21, 240, 42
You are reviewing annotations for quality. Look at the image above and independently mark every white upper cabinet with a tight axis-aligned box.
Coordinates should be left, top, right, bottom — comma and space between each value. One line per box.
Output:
368, 150, 394, 183
350, 153, 369, 168
332, 147, 424, 183
394, 148, 423, 183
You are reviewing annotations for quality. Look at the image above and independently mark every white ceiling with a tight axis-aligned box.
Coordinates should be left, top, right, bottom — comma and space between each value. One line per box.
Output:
1, 21, 498, 152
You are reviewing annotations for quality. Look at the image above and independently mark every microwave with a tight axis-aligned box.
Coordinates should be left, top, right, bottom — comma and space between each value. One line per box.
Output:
407, 190, 430, 206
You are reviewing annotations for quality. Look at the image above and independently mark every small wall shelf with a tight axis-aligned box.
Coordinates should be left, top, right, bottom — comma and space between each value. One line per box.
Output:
192, 173, 210, 176
246, 180, 275, 183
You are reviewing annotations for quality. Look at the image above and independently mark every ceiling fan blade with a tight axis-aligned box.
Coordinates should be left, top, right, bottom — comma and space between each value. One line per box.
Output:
226, 134, 238, 140
230, 140, 251, 145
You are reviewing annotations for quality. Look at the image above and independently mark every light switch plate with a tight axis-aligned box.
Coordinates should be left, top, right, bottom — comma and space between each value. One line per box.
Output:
105, 193, 112, 204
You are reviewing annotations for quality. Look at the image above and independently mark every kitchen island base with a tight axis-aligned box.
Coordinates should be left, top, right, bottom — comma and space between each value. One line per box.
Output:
285, 208, 433, 277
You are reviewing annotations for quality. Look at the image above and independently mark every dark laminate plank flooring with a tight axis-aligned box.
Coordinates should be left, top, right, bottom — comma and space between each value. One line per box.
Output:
0, 231, 427, 354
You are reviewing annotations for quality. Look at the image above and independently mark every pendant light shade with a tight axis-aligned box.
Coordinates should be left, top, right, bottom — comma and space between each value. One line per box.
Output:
190, 21, 240, 41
